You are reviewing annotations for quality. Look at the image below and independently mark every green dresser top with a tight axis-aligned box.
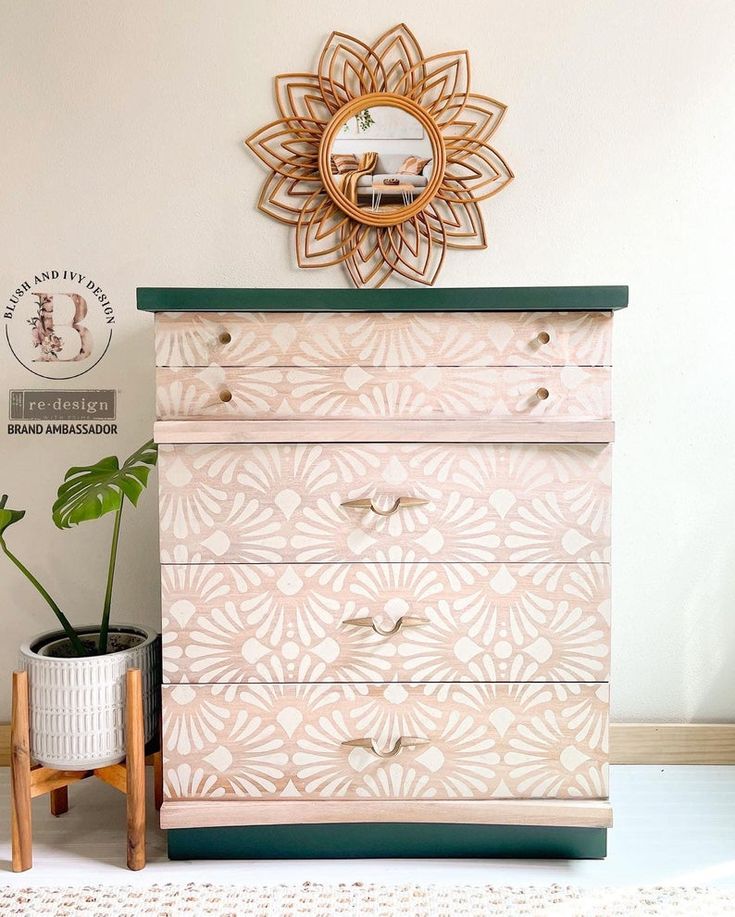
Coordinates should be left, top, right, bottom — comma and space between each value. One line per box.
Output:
136, 286, 628, 313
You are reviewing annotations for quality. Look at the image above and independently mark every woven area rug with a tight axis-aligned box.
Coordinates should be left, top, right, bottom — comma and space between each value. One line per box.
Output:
2, 882, 735, 916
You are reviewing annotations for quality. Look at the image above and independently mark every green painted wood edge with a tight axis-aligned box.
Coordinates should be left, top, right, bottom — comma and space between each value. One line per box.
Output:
136, 286, 628, 313
167, 824, 607, 860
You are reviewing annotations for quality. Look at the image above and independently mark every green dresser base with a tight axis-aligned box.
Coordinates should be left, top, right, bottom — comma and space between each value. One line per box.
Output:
168, 824, 606, 860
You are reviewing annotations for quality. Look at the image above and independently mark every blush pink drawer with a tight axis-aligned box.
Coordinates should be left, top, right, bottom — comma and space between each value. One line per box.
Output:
157, 442, 611, 564
161, 562, 610, 685
155, 365, 610, 421
162, 681, 609, 801
155, 311, 611, 368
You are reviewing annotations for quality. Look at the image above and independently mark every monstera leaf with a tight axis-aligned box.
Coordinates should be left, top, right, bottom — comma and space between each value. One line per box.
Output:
0, 494, 25, 539
52, 439, 157, 529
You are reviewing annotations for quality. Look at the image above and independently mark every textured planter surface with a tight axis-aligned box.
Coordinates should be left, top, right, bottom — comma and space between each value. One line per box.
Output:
19, 624, 160, 770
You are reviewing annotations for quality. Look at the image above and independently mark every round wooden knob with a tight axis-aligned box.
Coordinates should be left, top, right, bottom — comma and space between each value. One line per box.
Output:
219, 389, 233, 403
218, 331, 232, 345
536, 331, 550, 345
536, 387, 550, 400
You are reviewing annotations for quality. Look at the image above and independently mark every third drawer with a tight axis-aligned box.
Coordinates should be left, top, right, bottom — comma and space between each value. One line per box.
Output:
161, 562, 610, 684
158, 442, 611, 564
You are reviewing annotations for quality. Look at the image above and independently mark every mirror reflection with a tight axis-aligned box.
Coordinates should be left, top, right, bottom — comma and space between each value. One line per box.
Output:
328, 104, 434, 217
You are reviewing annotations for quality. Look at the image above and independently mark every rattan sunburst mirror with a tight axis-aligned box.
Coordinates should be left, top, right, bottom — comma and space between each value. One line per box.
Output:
245, 23, 513, 287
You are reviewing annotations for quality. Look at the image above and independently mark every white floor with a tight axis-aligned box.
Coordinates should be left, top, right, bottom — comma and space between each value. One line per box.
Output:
1, 766, 734, 888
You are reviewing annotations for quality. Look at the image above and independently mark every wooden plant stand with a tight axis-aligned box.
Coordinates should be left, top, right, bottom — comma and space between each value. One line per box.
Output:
10, 668, 162, 872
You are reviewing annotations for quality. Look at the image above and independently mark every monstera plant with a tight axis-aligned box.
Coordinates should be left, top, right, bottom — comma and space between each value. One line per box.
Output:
1, 439, 157, 656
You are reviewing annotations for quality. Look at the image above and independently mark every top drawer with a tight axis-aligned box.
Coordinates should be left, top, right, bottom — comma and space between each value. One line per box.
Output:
155, 311, 612, 367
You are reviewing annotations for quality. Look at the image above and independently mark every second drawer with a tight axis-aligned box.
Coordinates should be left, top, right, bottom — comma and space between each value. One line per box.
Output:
156, 365, 611, 421
162, 562, 610, 684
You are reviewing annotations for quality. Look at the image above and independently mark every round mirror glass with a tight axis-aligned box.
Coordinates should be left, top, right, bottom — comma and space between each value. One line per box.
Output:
320, 95, 444, 227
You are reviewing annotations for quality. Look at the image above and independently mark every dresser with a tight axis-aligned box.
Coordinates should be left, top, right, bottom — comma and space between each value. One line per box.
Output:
139, 285, 627, 860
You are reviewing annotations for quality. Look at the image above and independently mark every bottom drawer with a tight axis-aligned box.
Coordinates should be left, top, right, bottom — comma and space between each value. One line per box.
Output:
162, 682, 608, 801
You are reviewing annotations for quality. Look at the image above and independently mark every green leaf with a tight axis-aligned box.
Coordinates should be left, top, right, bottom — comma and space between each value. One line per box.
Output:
0, 494, 25, 538
52, 439, 158, 529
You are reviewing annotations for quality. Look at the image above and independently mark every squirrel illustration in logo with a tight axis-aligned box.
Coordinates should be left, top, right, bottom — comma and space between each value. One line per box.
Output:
29, 293, 92, 362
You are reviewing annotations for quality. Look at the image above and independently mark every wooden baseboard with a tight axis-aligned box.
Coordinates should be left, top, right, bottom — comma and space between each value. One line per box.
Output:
609, 723, 735, 764
1, 722, 733, 768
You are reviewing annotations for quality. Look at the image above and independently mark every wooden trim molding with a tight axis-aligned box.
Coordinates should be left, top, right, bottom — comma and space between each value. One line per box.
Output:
153, 419, 616, 445
160, 799, 613, 830
2, 723, 734, 769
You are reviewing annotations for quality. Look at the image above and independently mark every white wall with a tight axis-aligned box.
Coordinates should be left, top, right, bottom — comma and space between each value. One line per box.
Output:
332, 135, 433, 159
1, 0, 733, 721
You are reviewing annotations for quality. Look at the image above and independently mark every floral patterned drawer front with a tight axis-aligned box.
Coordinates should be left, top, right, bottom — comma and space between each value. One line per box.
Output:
162, 681, 609, 801
155, 311, 611, 368
155, 365, 611, 421
161, 562, 610, 684
158, 442, 611, 565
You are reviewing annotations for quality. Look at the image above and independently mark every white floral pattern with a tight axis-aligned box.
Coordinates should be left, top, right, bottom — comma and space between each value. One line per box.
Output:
155, 307, 617, 817
155, 311, 612, 368
158, 443, 611, 564
162, 562, 610, 684
162, 682, 609, 800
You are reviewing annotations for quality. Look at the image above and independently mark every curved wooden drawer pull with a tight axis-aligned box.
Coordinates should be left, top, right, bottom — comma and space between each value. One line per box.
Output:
341, 736, 429, 758
340, 496, 429, 517
343, 614, 427, 636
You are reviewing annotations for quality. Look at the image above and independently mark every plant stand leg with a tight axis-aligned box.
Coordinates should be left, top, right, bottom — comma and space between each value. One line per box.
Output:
126, 668, 146, 870
11, 671, 32, 872
50, 786, 69, 817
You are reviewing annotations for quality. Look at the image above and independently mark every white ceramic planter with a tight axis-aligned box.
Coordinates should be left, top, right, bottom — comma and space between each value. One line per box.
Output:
19, 624, 160, 770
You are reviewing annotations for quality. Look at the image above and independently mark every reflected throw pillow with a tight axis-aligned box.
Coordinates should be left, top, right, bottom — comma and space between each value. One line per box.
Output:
331, 154, 359, 174
398, 156, 432, 175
